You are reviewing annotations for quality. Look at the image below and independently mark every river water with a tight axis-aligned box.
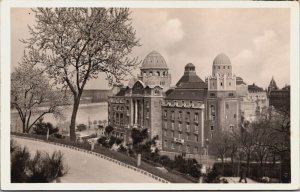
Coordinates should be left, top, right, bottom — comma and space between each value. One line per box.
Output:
11, 102, 108, 133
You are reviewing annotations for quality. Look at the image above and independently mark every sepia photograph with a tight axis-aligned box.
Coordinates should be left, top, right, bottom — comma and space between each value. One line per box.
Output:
1, 0, 299, 190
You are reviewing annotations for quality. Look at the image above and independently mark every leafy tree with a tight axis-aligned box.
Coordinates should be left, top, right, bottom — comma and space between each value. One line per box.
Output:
105, 125, 114, 136
11, 55, 68, 133
23, 8, 140, 141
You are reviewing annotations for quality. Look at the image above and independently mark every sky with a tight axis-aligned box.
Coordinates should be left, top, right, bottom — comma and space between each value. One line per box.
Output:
11, 8, 290, 90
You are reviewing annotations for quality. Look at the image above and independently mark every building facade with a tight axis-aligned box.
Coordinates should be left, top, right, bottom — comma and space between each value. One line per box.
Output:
267, 77, 290, 112
161, 63, 207, 158
107, 51, 171, 147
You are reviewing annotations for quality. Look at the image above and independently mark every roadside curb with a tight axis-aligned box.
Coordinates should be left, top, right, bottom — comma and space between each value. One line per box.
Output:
12, 135, 170, 183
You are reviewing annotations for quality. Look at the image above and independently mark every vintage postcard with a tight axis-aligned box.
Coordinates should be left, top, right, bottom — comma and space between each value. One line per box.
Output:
1, 0, 299, 190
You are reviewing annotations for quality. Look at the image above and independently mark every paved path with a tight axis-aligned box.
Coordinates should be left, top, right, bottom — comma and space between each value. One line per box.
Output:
14, 137, 160, 183
222, 177, 258, 183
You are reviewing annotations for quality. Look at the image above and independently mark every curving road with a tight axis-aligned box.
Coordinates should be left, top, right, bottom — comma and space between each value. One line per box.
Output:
13, 137, 160, 183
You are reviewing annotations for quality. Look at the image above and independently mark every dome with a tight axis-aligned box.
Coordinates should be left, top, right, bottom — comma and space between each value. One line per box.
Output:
141, 51, 168, 69
213, 53, 231, 65
185, 63, 195, 68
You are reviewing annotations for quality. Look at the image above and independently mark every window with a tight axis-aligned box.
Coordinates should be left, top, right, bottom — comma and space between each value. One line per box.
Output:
163, 71, 166, 76
157, 71, 160, 76
164, 140, 168, 147
149, 71, 153, 76
229, 82, 231, 86
171, 131, 174, 138
171, 142, 175, 149
178, 111, 183, 120
178, 123, 182, 131
164, 121, 167, 129
211, 132, 214, 139
163, 110, 167, 118
194, 113, 199, 122
195, 135, 198, 142
146, 110, 150, 118
178, 144, 182, 151
230, 125, 234, 131
234, 114, 236, 118
146, 101, 150, 108
186, 133, 190, 141
178, 132, 182, 139
225, 115, 228, 119
171, 111, 175, 120
210, 126, 214, 131
223, 66, 225, 69
194, 125, 199, 134
226, 104, 229, 109
171, 122, 174, 130
228, 66, 230, 69
194, 147, 198, 154
186, 112, 190, 121
221, 82, 223, 86
163, 130, 167, 137
186, 123, 190, 132
229, 93, 234, 97
210, 105, 216, 120
186, 145, 190, 153
143, 71, 146, 76
218, 66, 220, 69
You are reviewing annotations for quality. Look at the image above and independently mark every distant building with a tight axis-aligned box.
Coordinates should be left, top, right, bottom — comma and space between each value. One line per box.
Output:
238, 81, 269, 122
268, 77, 290, 112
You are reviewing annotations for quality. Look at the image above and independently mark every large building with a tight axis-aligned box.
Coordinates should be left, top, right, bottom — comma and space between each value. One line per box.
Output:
107, 50, 273, 162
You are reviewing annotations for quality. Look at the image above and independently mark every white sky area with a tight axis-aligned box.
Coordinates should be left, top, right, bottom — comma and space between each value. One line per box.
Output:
11, 8, 290, 90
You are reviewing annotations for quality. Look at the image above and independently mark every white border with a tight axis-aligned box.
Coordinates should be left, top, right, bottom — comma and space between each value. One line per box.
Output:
1, 0, 299, 190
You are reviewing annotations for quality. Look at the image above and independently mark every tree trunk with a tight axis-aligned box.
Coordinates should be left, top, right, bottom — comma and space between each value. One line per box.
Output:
70, 96, 81, 141
221, 155, 224, 176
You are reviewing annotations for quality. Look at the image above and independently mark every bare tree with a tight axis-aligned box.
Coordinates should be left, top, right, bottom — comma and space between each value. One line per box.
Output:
210, 131, 230, 175
11, 51, 69, 133
23, 8, 140, 141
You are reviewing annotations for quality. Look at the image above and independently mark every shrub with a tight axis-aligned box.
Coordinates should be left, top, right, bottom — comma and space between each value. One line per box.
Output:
33, 119, 59, 136
77, 124, 87, 132
10, 139, 68, 183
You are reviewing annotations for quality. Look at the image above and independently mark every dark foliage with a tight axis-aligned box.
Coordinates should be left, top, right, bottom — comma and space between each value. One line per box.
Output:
10, 139, 68, 183
33, 119, 59, 136
77, 124, 87, 132
105, 125, 114, 135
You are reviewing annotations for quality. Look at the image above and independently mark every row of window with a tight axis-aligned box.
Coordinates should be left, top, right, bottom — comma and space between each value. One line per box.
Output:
163, 121, 199, 133
163, 110, 200, 122
163, 130, 199, 142
141, 70, 168, 77
214, 65, 231, 70
163, 141, 199, 154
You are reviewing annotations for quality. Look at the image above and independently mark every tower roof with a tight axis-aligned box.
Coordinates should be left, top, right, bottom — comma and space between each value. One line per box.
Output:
213, 53, 231, 65
268, 76, 278, 90
176, 63, 207, 88
141, 51, 168, 69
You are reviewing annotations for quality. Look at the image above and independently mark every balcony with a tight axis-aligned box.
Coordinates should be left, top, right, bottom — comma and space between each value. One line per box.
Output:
174, 138, 184, 144
194, 130, 199, 134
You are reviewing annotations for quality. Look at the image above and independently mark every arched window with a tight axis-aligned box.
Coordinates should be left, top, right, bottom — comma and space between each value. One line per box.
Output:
163, 71, 166, 76
149, 71, 153, 76
157, 71, 160, 76
210, 105, 216, 121
223, 66, 225, 69
220, 82, 223, 86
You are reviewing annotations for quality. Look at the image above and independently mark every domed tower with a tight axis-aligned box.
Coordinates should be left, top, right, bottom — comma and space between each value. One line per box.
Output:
139, 51, 171, 91
208, 53, 236, 91
268, 76, 278, 94
212, 53, 232, 76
